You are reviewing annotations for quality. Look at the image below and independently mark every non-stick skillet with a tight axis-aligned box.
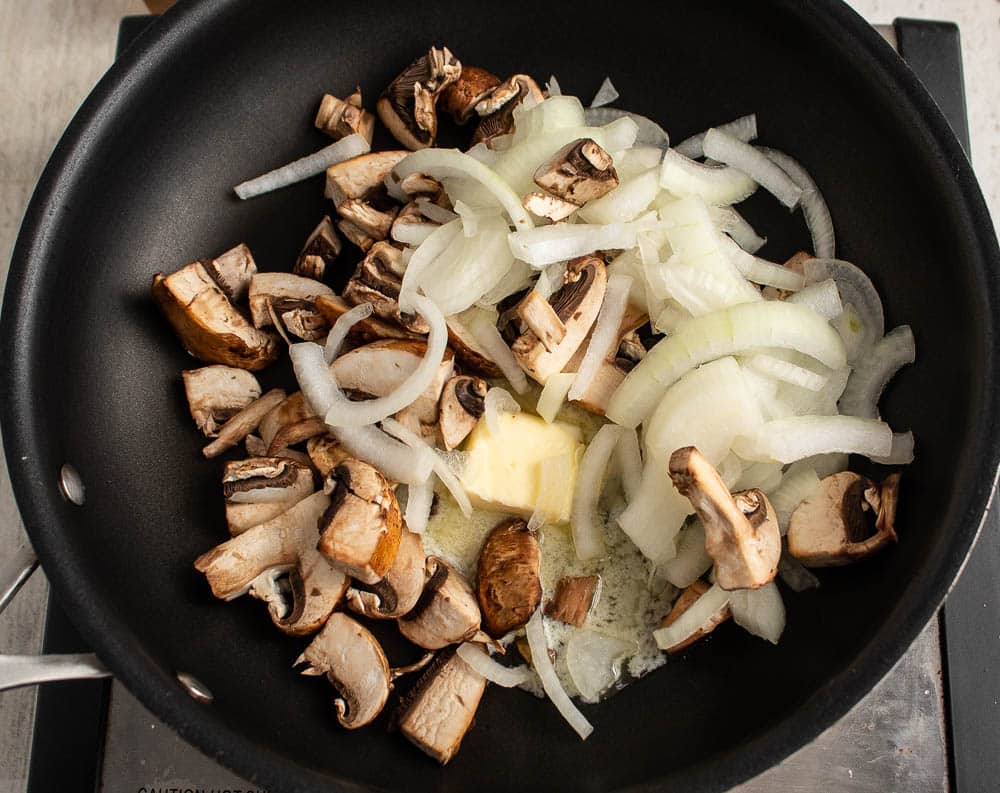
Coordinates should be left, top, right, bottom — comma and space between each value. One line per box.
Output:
1, 1, 998, 791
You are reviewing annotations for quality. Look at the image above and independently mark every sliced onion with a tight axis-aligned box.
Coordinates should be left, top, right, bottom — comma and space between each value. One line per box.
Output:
786, 279, 843, 320
710, 205, 766, 254
746, 353, 827, 392
659, 519, 711, 588
766, 463, 821, 534
614, 146, 665, 180
478, 258, 534, 307
457, 643, 532, 687
391, 221, 437, 247
569, 272, 632, 401
404, 478, 434, 533
589, 77, 620, 108
462, 308, 529, 394
659, 148, 757, 206
546, 75, 562, 97
729, 582, 785, 644
702, 128, 802, 209
607, 301, 847, 428
799, 452, 850, 478
731, 460, 784, 492
733, 415, 893, 464
331, 425, 433, 486
583, 107, 670, 148
718, 453, 745, 488
721, 236, 804, 291
571, 424, 621, 560
381, 417, 472, 517
484, 386, 521, 435
616, 461, 691, 563
526, 610, 594, 740
674, 114, 758, 160
511, 96, 587, 146
530, 451, 577, 531
872, 430, 915, 465
803, 258, 885, 363
323, 294, 447, 427
566, 630, 635, 704
758, 146, 835, 259
234, 133, 370, 199
324, 302, 373, 363
537, 372, 575, 423
508, 212, 657, 268
654, 300, 693, 333
653, 583, 730, 650
393, 148, 533, 229
290, 342, 340, 416
399, 218, 463, 311
416, 197, 459, 224
578, 167, 660, 224
614, 428, 643, 503
838, 325, 915, 419
778, 551, 821, 592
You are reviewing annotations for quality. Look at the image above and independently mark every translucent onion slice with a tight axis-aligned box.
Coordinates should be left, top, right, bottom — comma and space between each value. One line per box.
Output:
569, 272, 633, 401
653, 583, 730, 650
484, 387, 522, 435
732, 460, 784, 492
526, 610, 594, 740
659, 519, 712, 588
589, 77, 620, 108
721, 236, 804, 291
607, 301, 847, 428
324, 302, 373, 363
577, 167, 660, 224
702, 128, 802, 209
399, 219, 463, 312
659, 148, 757, 206
786, 279, 843, 320
391, 222, 436, 247
234, 133, 370, 199
872, 430, 916, 465
838, 325, 915, 419
511, 95, 586, 146
537, 372, 575, 423
733, 415, 893, 464
614, 146, 665, 181
404, 478, 434, 534
766, 463, 822, 534
674, 113, 758, 160
614, 428, 643, 503
571, 424, 621, 560
529, 451, 577, 532
381, 417, 472, 517
478, 258, 534, 307
709, 205, 767, 254
803, 258, 885, 363
583, 107, 670, 148
290, 342, 340, 415
462, 308, 529, 394
758, 146, 835, 259
331, 425, 433, 486
799, 452, 850, 479
546, 75, 562, 96
566, 630, 636, 704
746, 353, 828, 392
729, 582, 785, 644
616, 462, 691, 564
508, 212, 657, 268
393, 148, 533, 229
717, 453, 745, 488
456, 643, 532, 688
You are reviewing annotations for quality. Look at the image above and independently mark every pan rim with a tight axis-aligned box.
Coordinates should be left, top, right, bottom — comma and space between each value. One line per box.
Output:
2, 1, 998, 791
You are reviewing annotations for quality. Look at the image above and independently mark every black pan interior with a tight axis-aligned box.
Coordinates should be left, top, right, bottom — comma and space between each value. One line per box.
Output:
2, 1, 999, 792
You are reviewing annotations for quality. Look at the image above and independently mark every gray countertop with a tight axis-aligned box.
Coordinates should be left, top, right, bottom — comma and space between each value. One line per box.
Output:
1, 1, 998, 791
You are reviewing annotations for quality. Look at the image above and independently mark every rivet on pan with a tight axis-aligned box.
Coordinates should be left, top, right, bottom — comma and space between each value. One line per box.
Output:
58, 464, 86, 506
177, 672, 214, 704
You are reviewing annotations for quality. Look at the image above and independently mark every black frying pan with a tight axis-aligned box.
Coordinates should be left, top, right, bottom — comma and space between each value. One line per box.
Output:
2, 1, 999, 791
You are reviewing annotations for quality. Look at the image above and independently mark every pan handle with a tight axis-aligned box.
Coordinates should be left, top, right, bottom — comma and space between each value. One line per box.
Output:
0, 544, 111, 691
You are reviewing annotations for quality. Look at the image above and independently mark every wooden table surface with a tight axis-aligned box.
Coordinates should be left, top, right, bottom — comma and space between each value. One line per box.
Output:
1, 1, 997, 791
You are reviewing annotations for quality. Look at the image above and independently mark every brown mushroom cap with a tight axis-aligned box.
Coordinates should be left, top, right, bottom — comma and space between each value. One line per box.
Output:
377, 46, 461, 150
545, 575, 601, 627
471, 74, 545, 147
318, 459, 403, 585
438, 375, 487, 450
439, 66, 501, 124
398, 557, 483, 649
346, 529, 427, 619
476, 518, 542, 637
182, 365, 262, 437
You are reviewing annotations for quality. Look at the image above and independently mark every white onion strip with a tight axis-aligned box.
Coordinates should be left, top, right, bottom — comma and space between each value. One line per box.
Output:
759, 146, 835, 259
703, 128, 802, 209
331, 425, 433, 486
456, 643, 532, 688
710, 205, 767, 254
653, 584, 730, 650
234, 134, 370, 199
746, 354, 827, 392
290, 342, 340, 416
381, 417, 472, 517
734, 415, 893, 464
324, 294, 447, 427
571, 424, 621, 561
537, 372, 575, 423
722, 236, 805, 291
416, 197, 459, 224
398, 219, 463, 313
508, 213, 657, 268
674, 113, 758, 160
583, 107, 670, 148
463, 309, 529, 394
659, 148, 757, 206
589, 77, 619, 108
526, 610, 594, 740
324, 303, 373, 363
729, 582, 785, 644
803, 258, 885, 362
569, 272, 633, 401
786, 279, 843, 320
484, 387, 521, 435
838, 325, 915, 419
404, 478, 434, 533
614, 428, 643, 503
872, 430, 916, 465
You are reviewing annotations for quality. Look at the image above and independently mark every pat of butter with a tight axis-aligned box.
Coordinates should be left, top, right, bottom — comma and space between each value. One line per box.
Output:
459, 412, 584, 522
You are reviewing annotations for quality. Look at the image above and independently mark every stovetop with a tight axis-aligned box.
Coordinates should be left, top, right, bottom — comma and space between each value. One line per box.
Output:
25, 15, 999, 793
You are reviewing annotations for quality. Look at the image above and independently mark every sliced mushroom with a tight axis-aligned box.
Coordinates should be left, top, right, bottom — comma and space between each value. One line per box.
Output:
223, 456, 315, 533
658, 579, 731, 654
533, 138, 619, 204
476, 518, 542, 637
512, 255, 608, 383
440, 65, 501, 124
152, 262, 279, 371
258, 391, 316, 450
544, 575, 600, 627
245, 434, 268, 457
617, 330, 646, 368
346, 530, 426, 619
182, 366, 261, 437
398, 172, 444, 200
399, 557, 483, 649
787, 471, 900, 567
331, 339, 455, 425
342, 241, 429, 334
202, 243, 257, 303
438, 375, 487, 450
668, 446, 781, 590
295, 612, 390, 729
337, 187, 400, 241
281, 308, 329, 341
325, 150, 409, 206
522, 191, 580, 222
446, 315, 503, 377
315, 294, 422, 344
318, 460, 403, 585
202, 388, 287, 459
307, 434, 352, 477
314, 88, 375, 144
195, 491, 348, 636
294, 216, 341, 281
471, 74, 545, 146
336, 217, 375, 253
377, 46, 461, 150
396, 647, 486, 764
515, 289, 567, 353
247, 272, 335, 329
